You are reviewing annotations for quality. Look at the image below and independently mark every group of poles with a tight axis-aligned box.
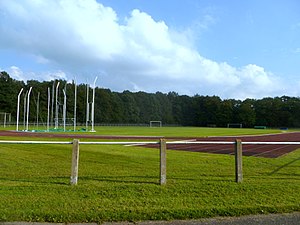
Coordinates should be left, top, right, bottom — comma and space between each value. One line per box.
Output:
16, 77, 98, 132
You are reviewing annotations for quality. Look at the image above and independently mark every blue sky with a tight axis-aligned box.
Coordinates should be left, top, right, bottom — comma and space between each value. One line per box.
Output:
0, 0, 299, 99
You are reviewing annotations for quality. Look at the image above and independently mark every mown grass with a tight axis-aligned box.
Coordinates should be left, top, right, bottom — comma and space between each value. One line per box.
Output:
5, 125, 283, 137
88, 126, 282, 137
0, 136, 299, 223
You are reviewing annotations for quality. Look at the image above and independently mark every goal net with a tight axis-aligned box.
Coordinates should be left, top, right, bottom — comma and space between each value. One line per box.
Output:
150, 121, 162, 128
227, 123, 243, 128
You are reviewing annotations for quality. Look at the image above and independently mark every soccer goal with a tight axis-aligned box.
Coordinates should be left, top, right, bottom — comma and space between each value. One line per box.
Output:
227, 123, 243, 128
150, 121, 162, 128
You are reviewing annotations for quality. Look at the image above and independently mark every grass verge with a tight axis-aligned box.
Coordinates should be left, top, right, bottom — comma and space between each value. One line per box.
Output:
0, 139, 299, 223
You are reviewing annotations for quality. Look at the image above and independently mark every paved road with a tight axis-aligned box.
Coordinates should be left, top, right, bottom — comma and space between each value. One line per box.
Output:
1, 212, 300, 225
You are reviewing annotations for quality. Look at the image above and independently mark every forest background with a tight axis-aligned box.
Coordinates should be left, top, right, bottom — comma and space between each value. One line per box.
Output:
1, 71, 300, 128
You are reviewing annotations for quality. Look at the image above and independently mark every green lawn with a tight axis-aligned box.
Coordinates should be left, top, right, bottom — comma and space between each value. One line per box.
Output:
2, 125, 283, 137
88, 126, 282, 137
0, 132, 299, 222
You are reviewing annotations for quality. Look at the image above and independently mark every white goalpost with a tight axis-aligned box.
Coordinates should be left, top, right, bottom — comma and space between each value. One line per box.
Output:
150, 121, 162, 128
227, 123, 243, 128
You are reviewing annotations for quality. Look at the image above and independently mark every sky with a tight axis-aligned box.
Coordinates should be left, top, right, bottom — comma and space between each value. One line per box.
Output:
0, 0, 299, 99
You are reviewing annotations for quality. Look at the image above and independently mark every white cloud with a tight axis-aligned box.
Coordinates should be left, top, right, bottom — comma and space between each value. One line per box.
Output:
7, 66, 67, 82
0, 0, 286, 99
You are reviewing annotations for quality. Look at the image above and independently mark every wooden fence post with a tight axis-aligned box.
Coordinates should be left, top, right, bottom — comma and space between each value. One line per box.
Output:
235, 139, 243, 183
160, 139, 167, 185
70, 139, 80, 185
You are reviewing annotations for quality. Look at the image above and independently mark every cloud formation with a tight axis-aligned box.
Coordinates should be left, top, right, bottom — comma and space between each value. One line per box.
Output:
0, 0, 286, 99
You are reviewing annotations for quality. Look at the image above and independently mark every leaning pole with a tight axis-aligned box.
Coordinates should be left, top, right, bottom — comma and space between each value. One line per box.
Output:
16, 88, 24, 131
26, 87, 32, 131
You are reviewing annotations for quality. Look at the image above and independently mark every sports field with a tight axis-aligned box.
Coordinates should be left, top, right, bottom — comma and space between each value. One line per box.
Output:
0, 126, 299, 223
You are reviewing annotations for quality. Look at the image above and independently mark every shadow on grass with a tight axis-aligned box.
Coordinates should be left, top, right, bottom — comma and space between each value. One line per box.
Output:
269, 157, 300, 176
168, 175, 234, 183
79, 175, 159, 184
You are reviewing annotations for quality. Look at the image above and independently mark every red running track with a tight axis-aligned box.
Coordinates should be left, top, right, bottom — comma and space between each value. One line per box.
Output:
146, 132, 300, 158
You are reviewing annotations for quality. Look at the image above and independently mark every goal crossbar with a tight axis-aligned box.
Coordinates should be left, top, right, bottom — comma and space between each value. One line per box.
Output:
150, 121, 162, 127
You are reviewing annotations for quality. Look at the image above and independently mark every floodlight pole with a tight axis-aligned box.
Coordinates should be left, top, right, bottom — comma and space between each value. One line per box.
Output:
47, 87, 50, 131
55, 82, 60, 129
16, 88, 24, 131
26, 87, 33, 131
90, 76, 98, 132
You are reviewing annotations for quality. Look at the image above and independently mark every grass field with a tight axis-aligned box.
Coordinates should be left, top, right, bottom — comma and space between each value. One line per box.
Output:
1, 125, 283, 137
0, 126, 299, 222
82, 126, 282, 137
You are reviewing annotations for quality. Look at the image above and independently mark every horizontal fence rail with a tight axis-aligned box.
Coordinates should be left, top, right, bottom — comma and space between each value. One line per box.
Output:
1, 139, 300, 185
2, 140, 300, 145
0, 140, 72, 144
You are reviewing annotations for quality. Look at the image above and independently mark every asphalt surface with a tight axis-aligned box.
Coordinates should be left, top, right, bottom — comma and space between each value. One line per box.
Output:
1, 212, 300, 225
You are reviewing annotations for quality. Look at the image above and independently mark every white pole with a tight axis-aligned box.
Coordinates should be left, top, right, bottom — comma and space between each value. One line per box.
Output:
86, 83, 90, 130
4, 113, 6, 128
23, 90, 28, 130
36, 92, 40, 130
63, 89, 66, 132
47, 87, 50, 131
16, 88, 24, 131
26, 87, 33, 131
55, 82, 60, 129
74, 79, 77, 132
91, 76, 98, 132
51, 81, 55, 127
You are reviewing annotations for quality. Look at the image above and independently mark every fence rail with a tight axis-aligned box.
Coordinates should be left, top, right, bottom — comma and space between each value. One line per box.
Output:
2, 140, 300, 145
2, 139, 299, 185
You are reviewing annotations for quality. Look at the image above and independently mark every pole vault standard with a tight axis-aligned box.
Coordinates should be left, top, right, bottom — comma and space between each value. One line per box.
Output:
16, 88, 24, 131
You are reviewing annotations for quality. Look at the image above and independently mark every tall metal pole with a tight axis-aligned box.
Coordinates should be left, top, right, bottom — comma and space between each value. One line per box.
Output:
26, 87, 33, 131
36, 92, 40, 130
73, 78, 77, 132
23, 90, 28, 130
47, 87, 50, 131
90, 76, 98, 132
55, 82, 60, 129
51, 81, 55, 128
4, 113, 6, 128
86, 83, 90, 130
63, 89, 67, 132
16, 88, 24, 131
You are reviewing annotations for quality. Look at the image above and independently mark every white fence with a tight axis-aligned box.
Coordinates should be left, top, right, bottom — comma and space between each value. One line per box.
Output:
2, 139, 300, 185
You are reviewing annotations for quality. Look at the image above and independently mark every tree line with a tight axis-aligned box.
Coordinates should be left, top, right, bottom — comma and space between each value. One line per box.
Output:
1, 71, 300, 128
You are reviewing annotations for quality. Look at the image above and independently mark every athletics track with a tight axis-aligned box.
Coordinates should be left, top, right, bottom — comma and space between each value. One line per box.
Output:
1, 130, 300, 158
